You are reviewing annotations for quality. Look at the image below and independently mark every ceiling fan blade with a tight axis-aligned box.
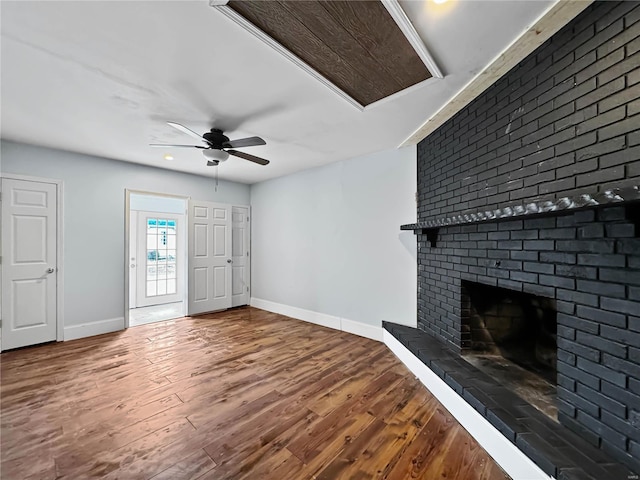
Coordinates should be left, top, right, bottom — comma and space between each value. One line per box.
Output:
166, 122, 210, 145
222, 136, 266, 149
149, 144, 206, 149
227, 149, 270, 166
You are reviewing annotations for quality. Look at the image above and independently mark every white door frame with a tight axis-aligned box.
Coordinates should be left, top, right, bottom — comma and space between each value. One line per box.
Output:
0, 173, 65, 347
232, 204, 251, 307
124, 189, 189, 328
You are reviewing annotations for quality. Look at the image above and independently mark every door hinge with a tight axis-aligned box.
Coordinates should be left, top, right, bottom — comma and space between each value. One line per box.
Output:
247, 216, 249, 221
246, 251, 249, 257
246, 286, 249, 292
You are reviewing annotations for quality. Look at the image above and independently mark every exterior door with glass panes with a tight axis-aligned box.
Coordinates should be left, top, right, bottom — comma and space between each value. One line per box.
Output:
136, 212, 182, 307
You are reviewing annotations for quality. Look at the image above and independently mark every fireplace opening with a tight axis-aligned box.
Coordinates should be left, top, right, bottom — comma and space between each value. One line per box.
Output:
461, 281, 558, 420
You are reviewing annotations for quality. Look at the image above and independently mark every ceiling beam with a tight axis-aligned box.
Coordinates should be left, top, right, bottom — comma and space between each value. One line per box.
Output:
400, 0, 594, 147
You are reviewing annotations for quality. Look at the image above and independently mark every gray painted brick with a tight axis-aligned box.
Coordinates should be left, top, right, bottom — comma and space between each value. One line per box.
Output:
577, 357, 627, 387
578, 224, 604, 238
577, 305, 626, 328
557, 289, 599, 307
576, 331, 626, 358
576, 166, 625, 188
555, 264, 597, 279
540, 275, 575, 289
576, 254, 626, 267
559, 337, 601, 362
600, 268, 640, 286
576, 279, 626, 298
540, 252, 577, 264
524, 262, 555, 274
539, 228, 577, 240
558, 360, 601, 390
601, 297, 640, 316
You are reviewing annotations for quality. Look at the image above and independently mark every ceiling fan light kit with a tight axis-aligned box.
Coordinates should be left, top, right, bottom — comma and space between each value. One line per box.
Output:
150, 122, 270, 166
203, 149, 230, 162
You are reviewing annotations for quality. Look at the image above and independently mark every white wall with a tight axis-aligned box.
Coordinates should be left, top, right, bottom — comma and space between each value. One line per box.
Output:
1, 140, 249, 333
250, 146, 417, 331
130, 193, 186, 214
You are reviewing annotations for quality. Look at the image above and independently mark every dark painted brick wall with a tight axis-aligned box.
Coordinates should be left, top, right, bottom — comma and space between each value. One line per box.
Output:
417, 1, 640, 223
416, 1, 640, 472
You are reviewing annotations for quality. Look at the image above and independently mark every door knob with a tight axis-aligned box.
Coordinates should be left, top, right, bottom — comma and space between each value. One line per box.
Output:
47, 268, 55, 274
227, 259, 232, 264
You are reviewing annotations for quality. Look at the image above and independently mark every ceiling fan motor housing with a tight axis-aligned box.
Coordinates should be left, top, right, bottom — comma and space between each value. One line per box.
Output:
203, 128, 229, 149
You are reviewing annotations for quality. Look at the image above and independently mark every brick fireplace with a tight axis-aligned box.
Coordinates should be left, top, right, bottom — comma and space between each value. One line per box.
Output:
396, 1, 640, 476
413, 206, 640, 470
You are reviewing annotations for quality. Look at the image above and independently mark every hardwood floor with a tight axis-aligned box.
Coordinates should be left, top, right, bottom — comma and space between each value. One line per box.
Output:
1, 307, 509, 480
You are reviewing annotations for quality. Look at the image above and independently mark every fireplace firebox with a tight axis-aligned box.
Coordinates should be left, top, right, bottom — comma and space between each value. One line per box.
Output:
461, 281, 558, 419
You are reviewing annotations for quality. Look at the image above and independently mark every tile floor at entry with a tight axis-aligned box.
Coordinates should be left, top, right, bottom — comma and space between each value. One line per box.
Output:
129, 301, 184, 327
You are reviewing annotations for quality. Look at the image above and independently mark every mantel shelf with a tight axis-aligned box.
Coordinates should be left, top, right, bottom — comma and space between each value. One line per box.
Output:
401, 185, 640, 233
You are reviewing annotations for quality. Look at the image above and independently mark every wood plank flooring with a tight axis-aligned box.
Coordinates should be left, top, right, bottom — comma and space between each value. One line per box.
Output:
1, 307, 509, 480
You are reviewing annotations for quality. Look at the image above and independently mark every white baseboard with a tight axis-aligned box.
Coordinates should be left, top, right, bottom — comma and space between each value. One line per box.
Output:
64, 317, 125, 341
340, 317, 383, 341
383, 330, 553, 480
250, 298, 382, 341
250, 298, 341, 330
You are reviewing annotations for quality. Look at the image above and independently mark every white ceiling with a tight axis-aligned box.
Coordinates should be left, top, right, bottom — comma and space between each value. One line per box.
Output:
1, 0, 555, 185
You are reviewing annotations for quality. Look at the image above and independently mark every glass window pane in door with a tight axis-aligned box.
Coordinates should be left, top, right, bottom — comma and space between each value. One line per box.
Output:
167, 279, 177, 295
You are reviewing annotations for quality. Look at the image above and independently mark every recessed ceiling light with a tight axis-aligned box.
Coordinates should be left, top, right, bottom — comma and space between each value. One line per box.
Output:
432, 0, 448, 4
164, 154, 174, 161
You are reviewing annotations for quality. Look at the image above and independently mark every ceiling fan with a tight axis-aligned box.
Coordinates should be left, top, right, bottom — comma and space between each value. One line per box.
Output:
150, 122, 270, 166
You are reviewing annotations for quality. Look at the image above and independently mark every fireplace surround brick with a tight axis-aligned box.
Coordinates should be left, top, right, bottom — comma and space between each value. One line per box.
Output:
417, 205, 640, 472
415, 1, 640, 472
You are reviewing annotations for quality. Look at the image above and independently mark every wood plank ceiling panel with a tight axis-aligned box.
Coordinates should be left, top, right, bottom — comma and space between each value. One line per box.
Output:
227, 0, 431, 106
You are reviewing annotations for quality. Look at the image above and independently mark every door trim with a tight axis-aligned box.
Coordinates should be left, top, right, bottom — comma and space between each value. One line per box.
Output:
124, 189, 189, 328
232, 204, 251, 306
0, 173, 64, 347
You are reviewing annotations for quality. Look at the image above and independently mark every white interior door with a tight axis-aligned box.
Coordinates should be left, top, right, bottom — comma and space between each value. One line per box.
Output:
136, 211, 183, 307
188, 200, 232, 315
231, 206, 250, 307
1, 178, 58, 350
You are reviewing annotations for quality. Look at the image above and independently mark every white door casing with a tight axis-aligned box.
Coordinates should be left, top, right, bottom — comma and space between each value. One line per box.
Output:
1, 178, 58, 350
231, 206, 250, 307
129, 212, 137, 308
136, 211, 183, 308
188, 200, 232, 315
